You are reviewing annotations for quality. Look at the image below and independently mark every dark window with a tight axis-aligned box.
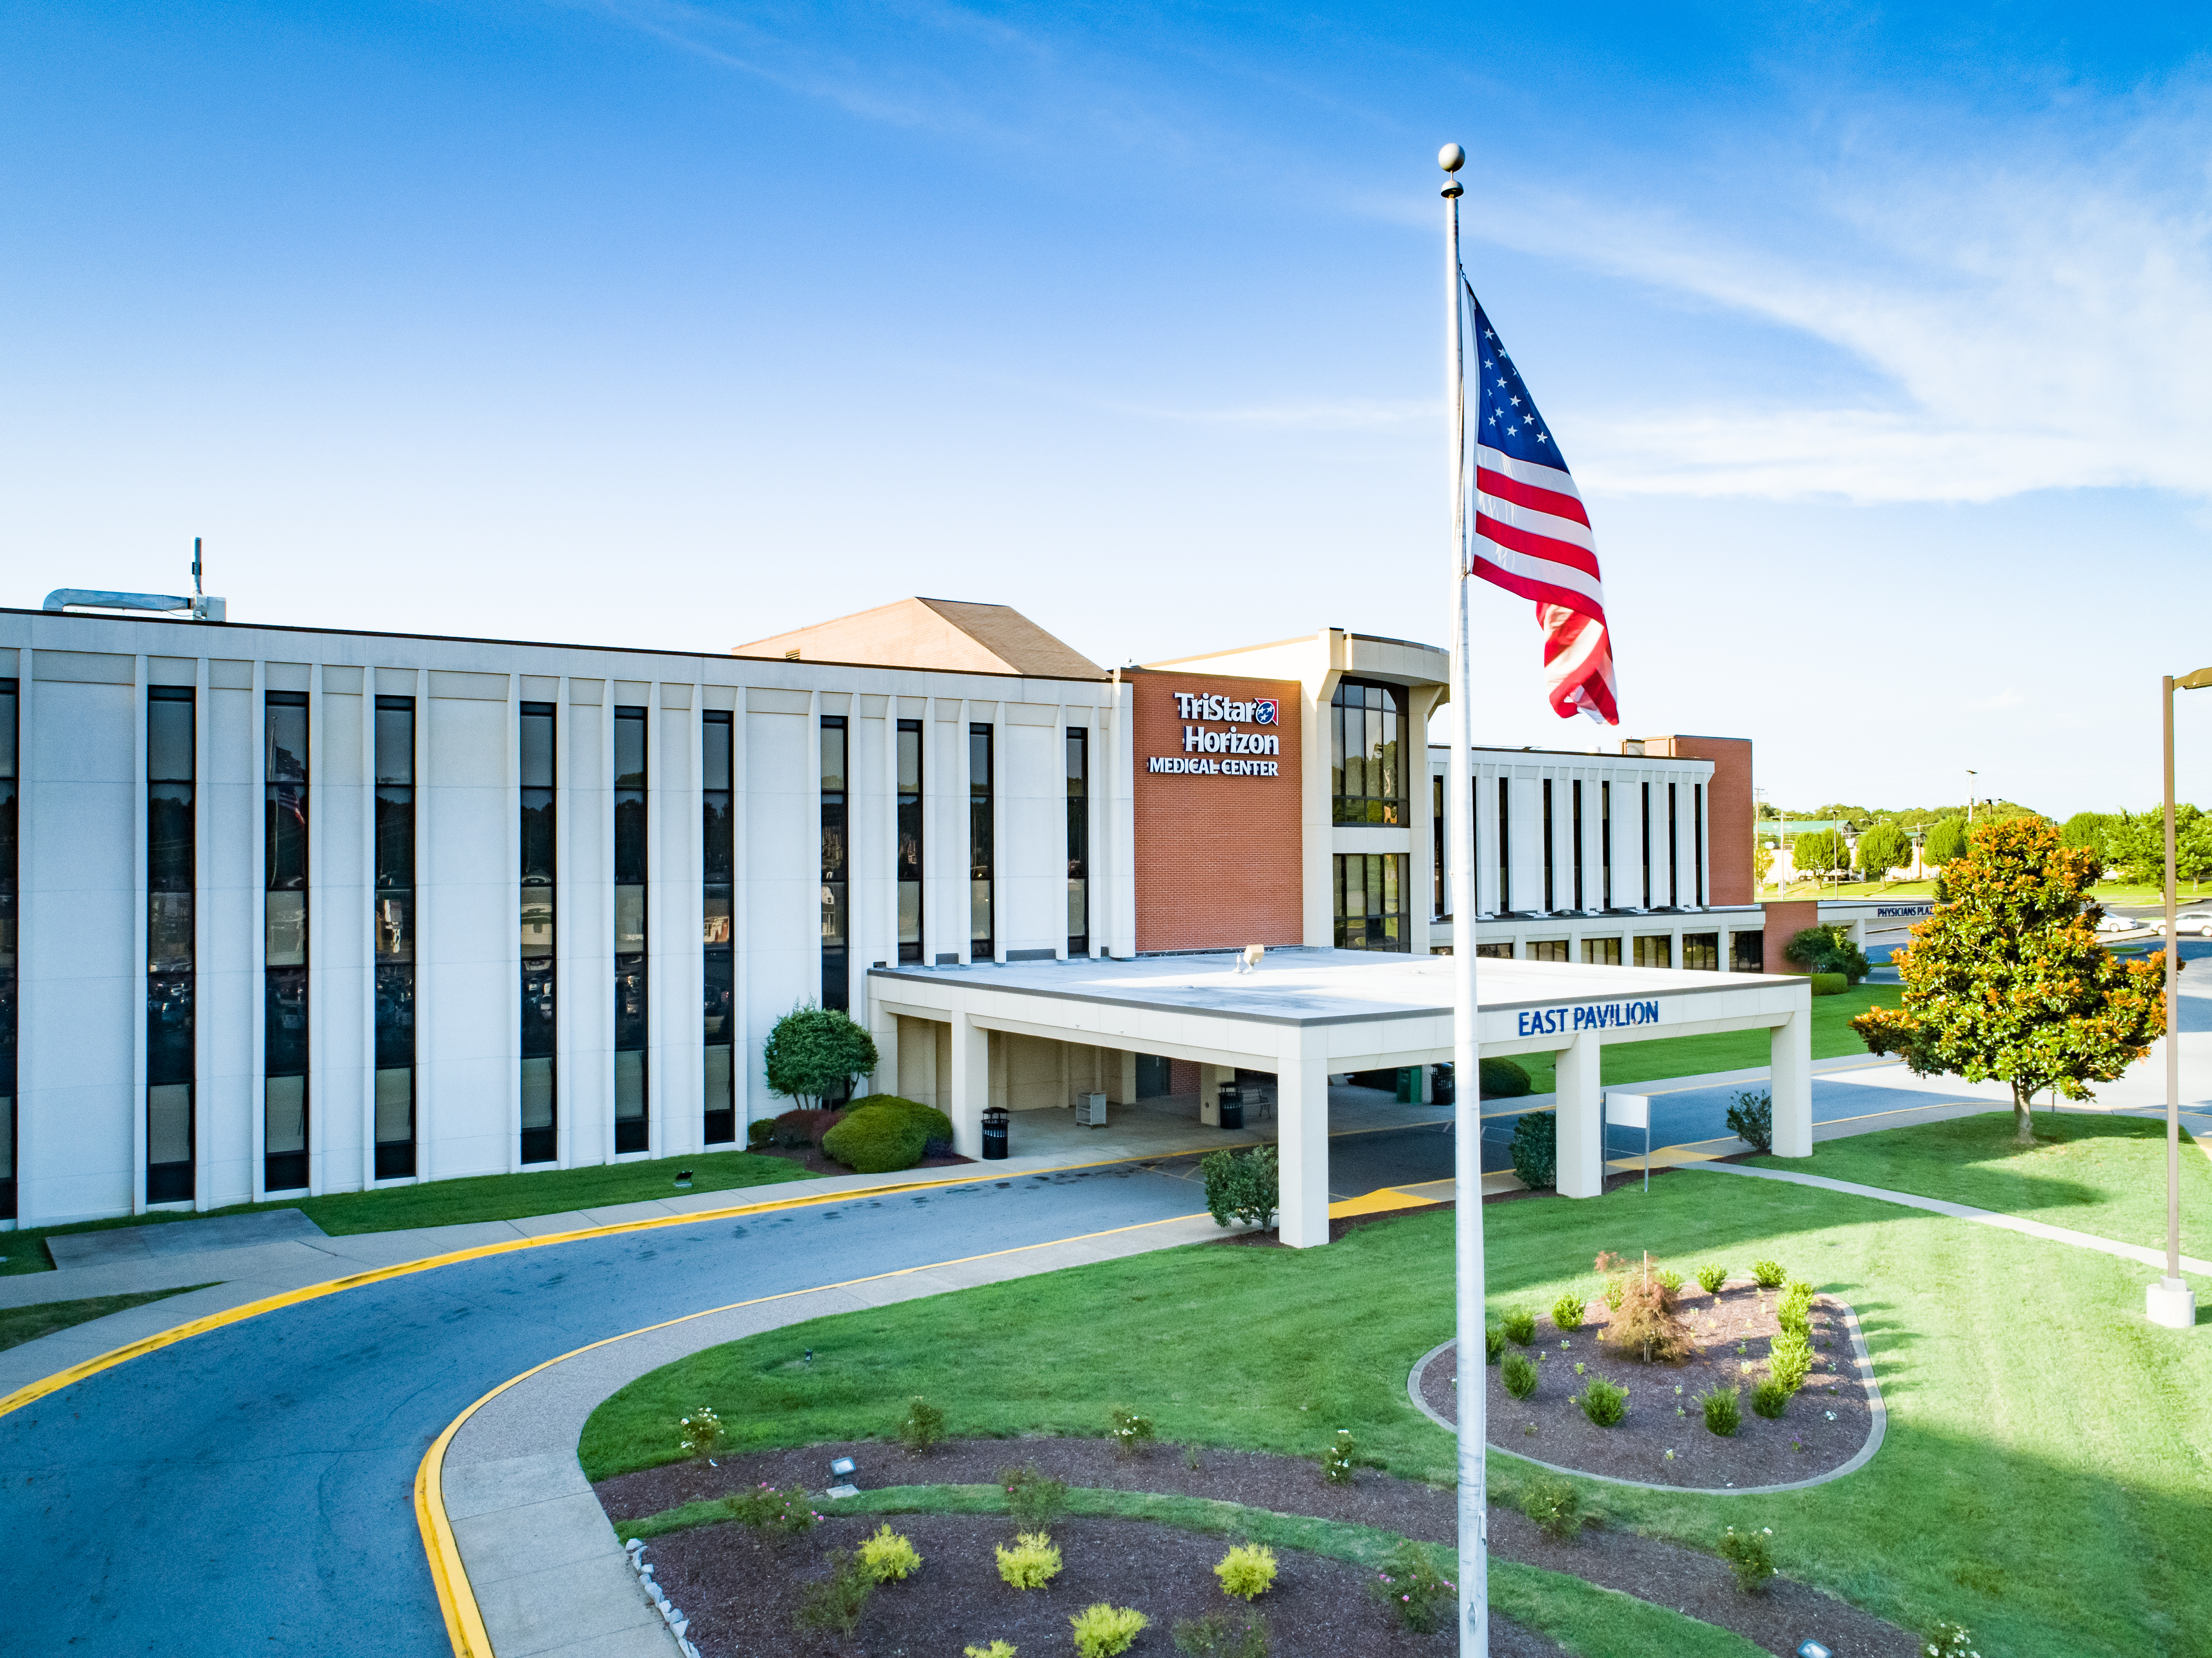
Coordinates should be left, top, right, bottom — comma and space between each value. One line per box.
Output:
1497, 778, 1511, 912
1682, 932, 1720, 971
264, 691, 309, 1192
1331, 680, 1407, 824
1333, 854, 1409, 952
821, 716, 849, 1011
520, 701, 557, 1164
1730, 931, 1765, 973
1601, 781, 1613, 909
702, 710, 735, 1144
1528, 938, 1569, 962
1581, 936, 1622, 965
1474, 941, 1513, 959
969, 724, 993, 961
1640, 782, 1652, 910
1572, 781, 1585, 911
1542, 780, 1555, 912
896, 720, 923, 964
146, 686, 195, 1204
0, 679, 15, 1220
1432, 775, 1446, 921
1695, 784, 1706, 906
1066, 728, 1089, 957
1634, 934, 1671, 968
614, 706, 648, 1153
373, 697, 415, 1179
1669, 783, 1680, 906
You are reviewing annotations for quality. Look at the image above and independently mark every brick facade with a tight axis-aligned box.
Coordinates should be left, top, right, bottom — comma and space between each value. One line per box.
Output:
1127, 667, 1304, 953
1761, 900, 1819, 976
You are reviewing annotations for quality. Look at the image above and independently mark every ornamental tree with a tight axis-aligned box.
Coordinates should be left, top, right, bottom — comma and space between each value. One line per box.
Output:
1855, 822, 1911, 880
763, 1003, 880, 1111
1849, 818, 2168, 1144
1792, 829, 1848, 879
1923, 816, 1969, 867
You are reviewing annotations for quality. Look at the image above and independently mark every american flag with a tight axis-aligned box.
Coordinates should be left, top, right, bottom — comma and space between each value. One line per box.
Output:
1466, 287, 1618, 725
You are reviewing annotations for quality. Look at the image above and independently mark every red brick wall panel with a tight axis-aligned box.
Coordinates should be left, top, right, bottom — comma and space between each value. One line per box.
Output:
1762, 901, 1820, 975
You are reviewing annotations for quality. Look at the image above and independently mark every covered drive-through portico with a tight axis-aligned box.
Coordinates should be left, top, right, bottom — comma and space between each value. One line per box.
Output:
866, 950, 1813, 1247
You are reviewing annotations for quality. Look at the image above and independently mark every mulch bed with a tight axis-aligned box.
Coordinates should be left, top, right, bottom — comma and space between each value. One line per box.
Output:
598, 1437, 1918, 1658
1420, 1284, 1874, 1491
636, 1513, 1565, 1656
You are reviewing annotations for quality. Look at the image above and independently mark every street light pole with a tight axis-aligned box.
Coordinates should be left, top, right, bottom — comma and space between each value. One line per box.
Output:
1966, 770, 1977, 826
2150, 667, 2212, 1330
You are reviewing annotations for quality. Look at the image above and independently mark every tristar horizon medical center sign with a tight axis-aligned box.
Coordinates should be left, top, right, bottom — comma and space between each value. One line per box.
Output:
1147, 688, 1285, 778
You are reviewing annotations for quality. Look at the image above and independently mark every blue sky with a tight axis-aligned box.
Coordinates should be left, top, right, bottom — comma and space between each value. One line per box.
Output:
4, 2, 2209, 816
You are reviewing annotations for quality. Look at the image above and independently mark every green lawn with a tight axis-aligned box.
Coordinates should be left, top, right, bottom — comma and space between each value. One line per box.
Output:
0, 1147, 810, 1276
585, 1141, 2211, 1657
1761, 1109, 2212, 1262
0, 1284, 214, 1353
1505, 984, 1889, 1097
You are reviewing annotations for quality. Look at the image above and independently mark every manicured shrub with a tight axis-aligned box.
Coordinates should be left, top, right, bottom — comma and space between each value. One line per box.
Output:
821, 1102, 929, 1173
1699, 1384, 1741, 1436
747, 1117, 776, 1149
1550, 1293, 1585, 1331
856, 1523, 921, 1582
1070, 1603, 1150, 1658
1655, 1268, 1685, 1295
1501, 1307, 1537, 1346
966, 1645, 1019, 1658
771, 1106, 841, 1148
1695, 1264, 1729, 1295
1507, 1111, 1555, 1188
726, 1482, 819, 1535
763, 1002, 879, 1110
1522, 1474, 1583, 1542
1173, 1608, 1270, 1658
995, 1532, 1064, 1590
1501, 1350, 1539, 1400
1810, 972, 1848, 996
1750, 1259, 1787, 1289
845, 1093, 953, 1146
1577, 1377, 1628, 1427
998, 1460, 1068, 1530
1485, 1326, 1505, 1365
896, 1393, 946, 1454
676, 1405, 722, 1461
1751, 1376, 1792, 1420
1596, 1251, 1692, 1363
1768, 1332, 1813, 1392
1717, 1525, 1777, 1594
794, 1548, 873, 1634
1368, 1541, 1455, 1633
1107, 1404, 1156, 1456
1215, 1542, 1278, 1601
1200, 1145, 1280, 1228
1725, 1090, 1773, 1153
1478, 1056, 1531, 1098
1321, 1430, 1356, 1485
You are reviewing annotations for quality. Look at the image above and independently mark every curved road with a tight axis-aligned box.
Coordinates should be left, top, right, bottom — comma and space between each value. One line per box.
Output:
1, 1162, 1204, 1655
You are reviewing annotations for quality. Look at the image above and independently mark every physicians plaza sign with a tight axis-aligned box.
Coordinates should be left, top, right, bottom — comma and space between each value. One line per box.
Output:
1147, 689, 1285, 778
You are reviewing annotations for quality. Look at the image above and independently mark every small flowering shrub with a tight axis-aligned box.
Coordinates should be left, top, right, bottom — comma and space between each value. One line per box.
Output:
1550, 1293, 1585, 1331
1367, 1541, 1455, 1634
996, 1532, 1064, 1590
676, 1405, 723, 1461
1717, 1525, 1777, 1594
897, 1393, 946, 1454
857, 1524, 921, 1583
965, 1644, 1019, 1658
1107, 1405, 1157, 1456
1521, 1474, 1582, 1542
1699, 1384, 1741, 1437
1214, 1542, 1278, 1600
1321, 1430, 1357, 1485
998, 1460, 1069, 1530
1172, 1608, 1270, 1658
726, 1482, 819, 1536
1577, 1377, 1629, 1427
1751, 1375, 1792, 1419
1695, 1264, 1729, 1295
1069, 1602, 1150, 1658
1923, 1620, 1982, 1658
1501, 1351, 1539, 1400
1485, 1326, 1505, 1365
1750, 1259, 1787, 1289
794, 1549, 872, 1635
1768, 1331, 1813, 1392
1501, 1307, 1537, 1345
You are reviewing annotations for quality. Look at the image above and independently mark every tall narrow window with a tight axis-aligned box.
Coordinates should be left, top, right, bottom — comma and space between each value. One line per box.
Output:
1432, 775, 1445, 920
0, 679, 19, 1221
520, 701, 557, 1165
1694, 784, 1706, 906
820, 716, 849, 1010
969, 724, 993, 962
1669, 783, 1680, 906
1330, 680, 1406, 824
1601, 781, 1613, 908
1496, 778, 1511, 912
374, 697, 416, 1179
1333, 854, 1409, 951
264, 691, 309, 1192
702, 711, 735, 1144
1640, 781, 1652, 910
1572, 780, 1585, 911
1541, 780, 1555, 911
146, 686, 196, 1204
896, 720, 922, 964
614, 705, 648, 1154
1066, 728, 1089, 956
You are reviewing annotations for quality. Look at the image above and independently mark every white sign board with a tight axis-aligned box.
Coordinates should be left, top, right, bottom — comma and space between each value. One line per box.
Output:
1606, 1092, 1650, 1128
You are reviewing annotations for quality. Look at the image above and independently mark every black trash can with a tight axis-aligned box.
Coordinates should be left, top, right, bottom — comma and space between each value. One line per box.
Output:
982, 1106, 1010, 1160
1216, 1084, 1244, 1131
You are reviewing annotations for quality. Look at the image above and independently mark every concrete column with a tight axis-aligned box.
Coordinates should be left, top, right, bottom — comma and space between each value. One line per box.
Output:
1554, 1030, 1604, 1198
868, 1000, 898, 1101
1198, 1062, 1228, 1126
948, 1014, 989, 1157
1276, 1036, 1331, 1248
1770, 1008, 1812, 1157
1111, 1048, 1137, 1105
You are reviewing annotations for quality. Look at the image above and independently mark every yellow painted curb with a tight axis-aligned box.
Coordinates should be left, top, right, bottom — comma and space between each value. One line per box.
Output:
1327, 1187, 1440, 1218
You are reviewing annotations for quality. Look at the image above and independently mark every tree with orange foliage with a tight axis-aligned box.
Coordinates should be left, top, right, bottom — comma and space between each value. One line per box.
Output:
1850, 818, 2169, 1145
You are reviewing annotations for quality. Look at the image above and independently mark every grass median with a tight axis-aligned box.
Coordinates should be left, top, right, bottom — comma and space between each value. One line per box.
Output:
0, 1284, 215, 1353
585, 1124, 2211, 1658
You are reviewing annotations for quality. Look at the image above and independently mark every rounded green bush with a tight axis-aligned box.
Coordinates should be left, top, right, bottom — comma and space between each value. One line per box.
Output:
1508, 1111, 1555, 1189
822, 1105, 929, 1173
1478, 1057, 1532, 1098
1550, 1293, 1585, 1332
1501, 1350, 1539, 1400
846, 1093, 953, 1147
1501, 1307, 1537, 1346
1809, 972, 1848, 996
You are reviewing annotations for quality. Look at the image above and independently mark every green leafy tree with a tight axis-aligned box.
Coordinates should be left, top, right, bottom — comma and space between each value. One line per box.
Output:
1923, 816, 1969, 867
1855, 822, 1911, 880
2105, 806, 2212, 888
2058, 811, 2116, 869
1850, 819, 2168, 1143
763, 1003, 880, 1110
1785, 925, 1870, 985
1791, 829, 1848, 878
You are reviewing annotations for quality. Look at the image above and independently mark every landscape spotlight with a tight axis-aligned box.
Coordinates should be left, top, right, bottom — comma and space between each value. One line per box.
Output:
1795, 1643, 1833, 1658
830, 1457, 856, 1478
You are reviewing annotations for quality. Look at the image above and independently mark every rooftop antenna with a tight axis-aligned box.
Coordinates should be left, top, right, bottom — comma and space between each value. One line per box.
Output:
41, 533, 226, 621
193, 536, 203, 600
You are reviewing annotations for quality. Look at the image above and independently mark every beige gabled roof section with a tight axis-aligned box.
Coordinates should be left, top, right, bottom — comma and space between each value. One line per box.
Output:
734, 597, 1109, 681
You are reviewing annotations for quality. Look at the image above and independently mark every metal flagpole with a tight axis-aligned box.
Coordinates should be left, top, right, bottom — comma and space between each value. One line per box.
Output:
1439, 139, 1488, 1658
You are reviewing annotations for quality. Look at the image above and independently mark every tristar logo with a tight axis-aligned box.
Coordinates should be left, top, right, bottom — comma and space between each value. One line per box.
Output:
1148, 686, 1285, 778
1174, 691, 1277, 725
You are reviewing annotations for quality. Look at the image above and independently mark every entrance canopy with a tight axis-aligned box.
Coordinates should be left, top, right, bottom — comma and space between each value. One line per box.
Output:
867, 948, 1811, 1247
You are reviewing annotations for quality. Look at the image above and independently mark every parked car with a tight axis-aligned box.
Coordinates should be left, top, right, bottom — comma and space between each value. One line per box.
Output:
2094, 912, 2146, 934
2169, 910, 2212, 937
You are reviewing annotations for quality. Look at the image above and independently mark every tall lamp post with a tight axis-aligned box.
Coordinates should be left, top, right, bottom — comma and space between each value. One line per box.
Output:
2150, 667, 2212, 1330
